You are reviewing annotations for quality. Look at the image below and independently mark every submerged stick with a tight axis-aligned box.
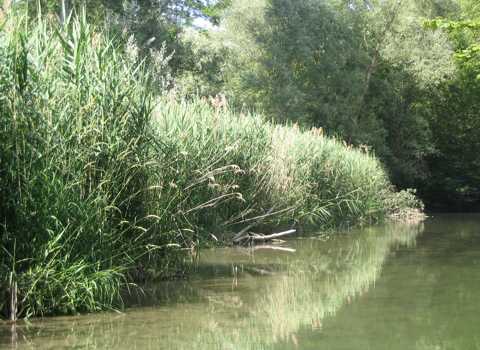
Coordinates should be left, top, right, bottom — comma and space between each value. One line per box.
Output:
252, 245, 296, 253
250, 229, 296, 242
234, 229, 296, 245
244, 267, 276, 275
10, 322, 17, 348
232, 207, 277, 243
232, 222, 256, 243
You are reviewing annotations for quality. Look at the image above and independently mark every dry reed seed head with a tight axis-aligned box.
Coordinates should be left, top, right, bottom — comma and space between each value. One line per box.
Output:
310, 127, 323, 137
358, 144, 370, 153
209, 93, 228, 111
125, 35, 139, 62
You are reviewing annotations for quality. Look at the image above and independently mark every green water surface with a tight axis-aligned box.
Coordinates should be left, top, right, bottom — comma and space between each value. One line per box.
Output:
1, 214, 480, 349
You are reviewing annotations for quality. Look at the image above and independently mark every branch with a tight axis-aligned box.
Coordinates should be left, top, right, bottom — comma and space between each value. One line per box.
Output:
233, 229, 296, 245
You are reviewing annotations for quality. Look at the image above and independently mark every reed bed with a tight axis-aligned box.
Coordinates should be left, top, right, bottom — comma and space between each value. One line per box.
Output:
0, 11, 417, 318
0, 11, 169, 318
150, 98, 403, 235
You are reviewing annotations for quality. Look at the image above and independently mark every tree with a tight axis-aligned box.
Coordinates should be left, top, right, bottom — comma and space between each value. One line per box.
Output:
421, 6, 480, 210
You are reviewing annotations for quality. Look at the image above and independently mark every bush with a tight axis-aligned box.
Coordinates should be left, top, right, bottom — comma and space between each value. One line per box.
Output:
384, 188, 425, 219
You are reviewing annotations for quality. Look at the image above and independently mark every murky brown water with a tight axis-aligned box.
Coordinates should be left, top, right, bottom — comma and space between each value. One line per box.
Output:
1, 214, 480, 349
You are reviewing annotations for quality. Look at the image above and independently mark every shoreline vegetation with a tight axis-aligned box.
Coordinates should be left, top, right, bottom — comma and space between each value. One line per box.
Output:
0, 12, 421, 319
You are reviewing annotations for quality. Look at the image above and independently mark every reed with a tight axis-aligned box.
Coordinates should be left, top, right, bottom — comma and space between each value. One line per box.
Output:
0, 10, 169, 317
149, 98, 406, 239
0, 9, 418, 318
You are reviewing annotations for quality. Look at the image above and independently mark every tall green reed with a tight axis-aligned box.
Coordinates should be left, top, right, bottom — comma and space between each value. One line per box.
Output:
0, 9, 170, 318
149, 98, 401, 243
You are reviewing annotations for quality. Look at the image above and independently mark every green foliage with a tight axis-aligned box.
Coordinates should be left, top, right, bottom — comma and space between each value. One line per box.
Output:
17, 0, 478, 213
151, 98, 396, 231
200, 0, 232, 25
422, 68, 480, 210
421, 5, 480, 210
179, 0, 432, 186
23, 0, 222, 76
426, 18, 480, 75
178, 0, 480, 211
176, 28, 229, 97
384, 189, 425, 218
0, 11, 166, 317
0, 8, 416, 318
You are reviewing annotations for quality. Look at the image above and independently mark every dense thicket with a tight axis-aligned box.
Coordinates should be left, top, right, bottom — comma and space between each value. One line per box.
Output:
421, 6, 480, 211
0, 11, 164, 317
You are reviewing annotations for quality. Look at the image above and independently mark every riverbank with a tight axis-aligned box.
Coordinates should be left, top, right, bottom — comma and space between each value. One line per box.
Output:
0, 14, 420, 319
149, 98, 422, 237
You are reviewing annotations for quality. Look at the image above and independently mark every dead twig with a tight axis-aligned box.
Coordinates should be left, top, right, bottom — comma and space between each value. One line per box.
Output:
233, 229, 296, 245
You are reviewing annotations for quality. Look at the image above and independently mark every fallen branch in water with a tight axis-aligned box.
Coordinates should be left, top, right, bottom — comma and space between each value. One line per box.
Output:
244, 267, 276, 275
251, 245, 296, 253
231, 207, 275, 242
232, 222, 257, 242
233, 229, 296, 245
250, 229, 296, 242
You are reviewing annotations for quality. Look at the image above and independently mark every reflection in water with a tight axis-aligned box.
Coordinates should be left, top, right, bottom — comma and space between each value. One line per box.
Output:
188, 222, 420, 350
307, 214, 480, 350
5, 217, 477, 350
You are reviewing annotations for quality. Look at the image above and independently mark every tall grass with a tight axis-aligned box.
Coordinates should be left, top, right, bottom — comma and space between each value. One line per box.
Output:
148, 98, 403, 239
0, 10, 417, 318
0, 10, 173, 318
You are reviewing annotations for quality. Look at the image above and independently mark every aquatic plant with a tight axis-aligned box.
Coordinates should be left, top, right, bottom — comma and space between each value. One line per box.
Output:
0, 10, 170, 318
149, 98, 400, 238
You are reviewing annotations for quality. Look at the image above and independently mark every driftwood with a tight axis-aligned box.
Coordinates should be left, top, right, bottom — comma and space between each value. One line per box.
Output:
243, 267, 276, 276
233, 229, 296, 245
251, 245, 296, 253
231, 208, 276, 242
232, 222, 256, 242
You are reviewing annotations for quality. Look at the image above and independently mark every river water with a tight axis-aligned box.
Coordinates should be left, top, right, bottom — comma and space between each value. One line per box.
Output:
1, 214, 480, 349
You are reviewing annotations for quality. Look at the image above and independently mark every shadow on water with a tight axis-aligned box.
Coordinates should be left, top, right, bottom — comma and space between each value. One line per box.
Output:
3, 217, 477, 349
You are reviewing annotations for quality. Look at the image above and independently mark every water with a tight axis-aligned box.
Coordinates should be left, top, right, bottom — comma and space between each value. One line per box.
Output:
1, 214, 480, 350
